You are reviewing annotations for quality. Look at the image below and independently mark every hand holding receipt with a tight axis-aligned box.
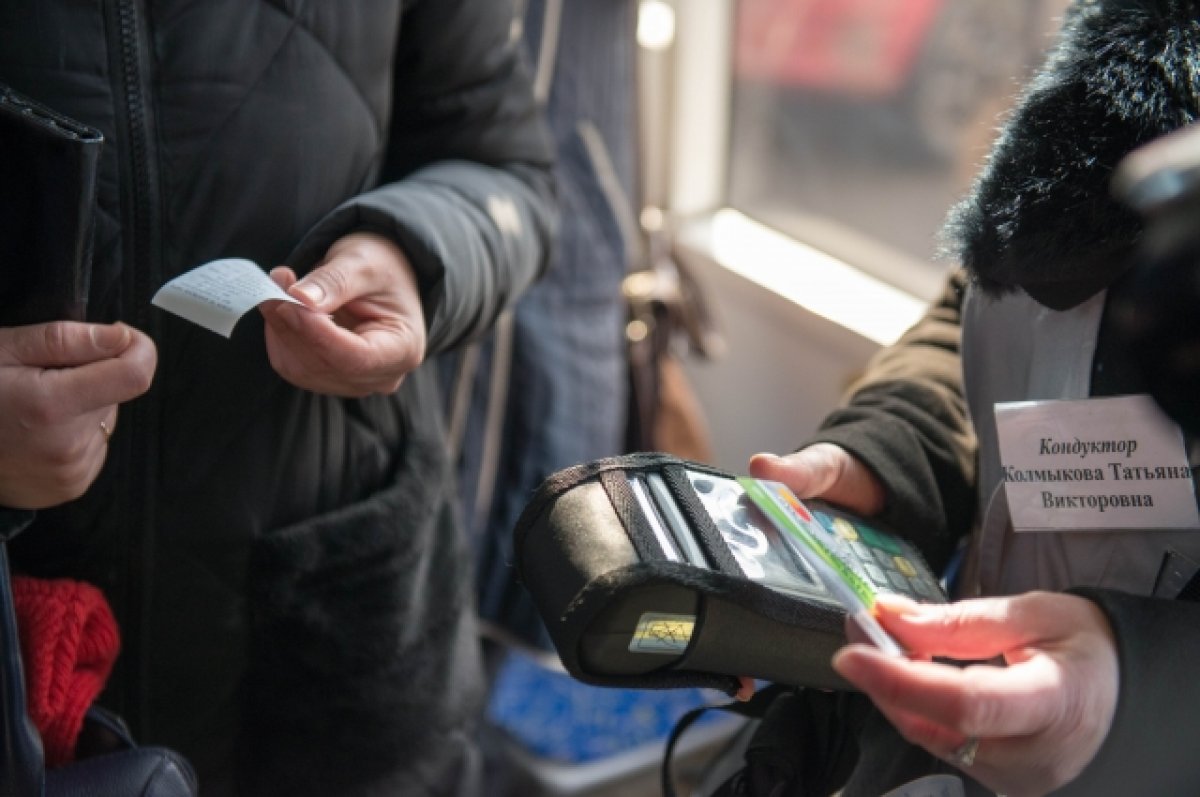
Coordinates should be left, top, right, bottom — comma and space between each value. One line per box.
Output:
153, 232, 427, 397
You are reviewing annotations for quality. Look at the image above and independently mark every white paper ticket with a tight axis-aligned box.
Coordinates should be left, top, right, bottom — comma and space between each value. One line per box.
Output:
151, 258, 302, 337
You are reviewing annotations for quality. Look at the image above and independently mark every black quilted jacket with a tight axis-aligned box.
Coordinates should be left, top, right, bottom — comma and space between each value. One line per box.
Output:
1, 1, 555, 794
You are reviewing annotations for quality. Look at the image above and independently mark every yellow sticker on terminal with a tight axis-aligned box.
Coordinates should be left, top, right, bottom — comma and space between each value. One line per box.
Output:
629, 613, 696, 655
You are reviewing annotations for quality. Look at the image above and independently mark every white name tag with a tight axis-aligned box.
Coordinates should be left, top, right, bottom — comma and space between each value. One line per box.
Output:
995, 395, 1199, 532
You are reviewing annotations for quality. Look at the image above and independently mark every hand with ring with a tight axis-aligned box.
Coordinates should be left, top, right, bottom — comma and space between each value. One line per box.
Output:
950, 735, 980, 769
832, 592, 1118, 797
0, 321, 157, 509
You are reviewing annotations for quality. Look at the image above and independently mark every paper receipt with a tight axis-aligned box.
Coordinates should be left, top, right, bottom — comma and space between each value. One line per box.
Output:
151, 258, 302, 337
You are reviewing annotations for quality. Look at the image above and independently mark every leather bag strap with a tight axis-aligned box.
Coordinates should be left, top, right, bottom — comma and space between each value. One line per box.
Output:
0, 509, 46, 797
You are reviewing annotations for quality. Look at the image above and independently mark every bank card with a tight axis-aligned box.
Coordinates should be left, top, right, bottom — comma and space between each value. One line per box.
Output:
737, 477, 905, 657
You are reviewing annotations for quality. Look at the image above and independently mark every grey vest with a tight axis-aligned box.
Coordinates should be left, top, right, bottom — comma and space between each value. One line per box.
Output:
961, 285, 1200, 598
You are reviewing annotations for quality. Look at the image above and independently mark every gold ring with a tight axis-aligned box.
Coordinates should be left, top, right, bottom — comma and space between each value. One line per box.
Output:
951, 736, 980, 769
99, 420, 113, 444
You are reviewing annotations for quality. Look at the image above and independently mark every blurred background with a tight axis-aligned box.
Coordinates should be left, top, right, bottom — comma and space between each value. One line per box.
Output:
729, 0, 1070, 285
471, 2, 1072, 795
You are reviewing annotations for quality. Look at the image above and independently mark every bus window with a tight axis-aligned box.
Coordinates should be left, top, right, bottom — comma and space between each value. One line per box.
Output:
727, 0, 1069, 292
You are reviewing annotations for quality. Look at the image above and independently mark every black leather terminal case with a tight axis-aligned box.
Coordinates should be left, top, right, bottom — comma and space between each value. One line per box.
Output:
514, 453, 946, 696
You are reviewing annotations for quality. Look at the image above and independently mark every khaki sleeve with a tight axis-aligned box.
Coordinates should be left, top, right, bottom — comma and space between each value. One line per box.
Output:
805, 269, 976, 572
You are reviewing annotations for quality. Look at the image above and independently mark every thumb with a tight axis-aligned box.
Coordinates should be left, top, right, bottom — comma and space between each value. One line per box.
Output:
1, 322, 132, 368
91, 323, 133, 353
749, 448, 838, 497
748, 444, 884, 515
289, 260, 361, 312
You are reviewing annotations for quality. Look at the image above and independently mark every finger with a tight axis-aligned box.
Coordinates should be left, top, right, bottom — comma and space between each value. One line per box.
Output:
816, 691, 1032, 797
101, 406, 119, 442
38, 438, 110, 507
10, 407, 113, 508
843, 612, 931, 661
272, 302, 375, 366
833, 645, 1072, 794
873, 703, 1068, 797
748, 445, 884, 515
832, 643, 1064, 737
262, 304, 340, 384
259, 268, 300, 319
870, 702, 1010, 782
269, 265, 298, 289
748, 449, 839, 496
55, 407, 113, 499
873, 592, 1090, 661
268, 302, 417, 391
0, 322, 132, 368
870, 699, 966, 759
50, 327, 156, 407
264, 307, 378, 396
289, 251, 393, 313
3, 332, 155, 425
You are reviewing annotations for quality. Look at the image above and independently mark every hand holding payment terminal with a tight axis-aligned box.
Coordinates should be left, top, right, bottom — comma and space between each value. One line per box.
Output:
513, 453, 945, 693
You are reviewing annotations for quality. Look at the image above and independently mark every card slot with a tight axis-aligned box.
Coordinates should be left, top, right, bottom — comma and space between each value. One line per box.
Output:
645, 473, 711, 569
628, 475, 682, 563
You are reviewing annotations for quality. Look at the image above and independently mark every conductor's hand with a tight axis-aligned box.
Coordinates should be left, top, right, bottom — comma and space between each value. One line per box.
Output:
262, 232, 427, 397
0, 322, 157, 509
728, 443, 887, 702
748, 444, 885, 517
832, 592, 1119, 797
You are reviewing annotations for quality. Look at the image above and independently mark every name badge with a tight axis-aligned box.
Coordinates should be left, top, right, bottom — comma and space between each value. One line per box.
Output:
995, 395, 1199, 532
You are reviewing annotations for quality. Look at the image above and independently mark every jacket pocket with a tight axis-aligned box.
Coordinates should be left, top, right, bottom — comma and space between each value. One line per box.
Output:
240, 386, 483, 796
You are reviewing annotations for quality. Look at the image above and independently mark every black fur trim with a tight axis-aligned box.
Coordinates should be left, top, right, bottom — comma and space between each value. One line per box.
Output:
944, 0, 1200, 309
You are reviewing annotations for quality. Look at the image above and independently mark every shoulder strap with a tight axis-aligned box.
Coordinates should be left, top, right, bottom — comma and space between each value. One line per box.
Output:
445, 0, 562, 521
661, 684, 790, 797
0, 519, 47, 797
445, 0, 561, 440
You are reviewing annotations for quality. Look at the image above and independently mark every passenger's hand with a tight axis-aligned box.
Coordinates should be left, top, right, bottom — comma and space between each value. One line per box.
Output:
748, 444, 885, 516
832, 592, 1118, 797
261, 232, 426, 397
0, 322, 157, 509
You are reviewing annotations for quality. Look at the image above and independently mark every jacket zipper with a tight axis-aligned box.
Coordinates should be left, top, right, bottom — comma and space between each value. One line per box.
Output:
106, 0, 162, 735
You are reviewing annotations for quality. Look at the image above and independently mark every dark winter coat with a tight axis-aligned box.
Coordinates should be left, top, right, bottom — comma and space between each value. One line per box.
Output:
0, 1, 555, 795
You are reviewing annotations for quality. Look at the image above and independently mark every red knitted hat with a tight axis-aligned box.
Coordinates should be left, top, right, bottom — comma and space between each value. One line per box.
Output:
12, 575, 120, 767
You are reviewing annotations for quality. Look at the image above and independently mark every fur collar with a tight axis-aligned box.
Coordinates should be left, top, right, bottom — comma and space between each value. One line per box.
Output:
944, 0, 1200, 310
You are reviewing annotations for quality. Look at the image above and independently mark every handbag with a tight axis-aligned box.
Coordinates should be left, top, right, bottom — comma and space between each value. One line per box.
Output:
623, 231, 724, 462
1, 511, 198, 797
